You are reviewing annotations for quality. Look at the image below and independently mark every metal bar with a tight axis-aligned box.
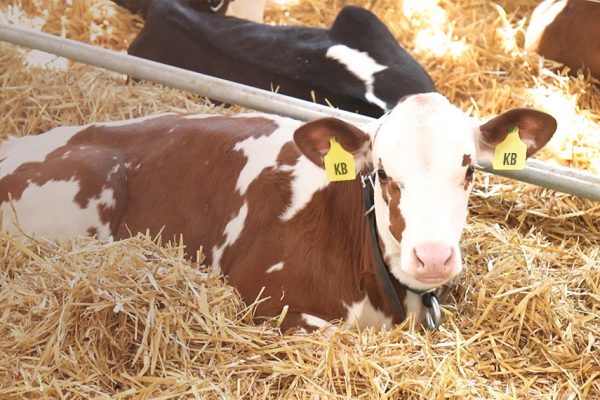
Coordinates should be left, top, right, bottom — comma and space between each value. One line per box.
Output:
480, 159, 600, 200
0, 24, 369, 125
0, 23, 599, 201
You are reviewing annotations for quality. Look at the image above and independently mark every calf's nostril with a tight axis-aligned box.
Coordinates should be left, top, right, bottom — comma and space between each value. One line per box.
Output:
414, 248, 425, 268
443, 247, 454, 267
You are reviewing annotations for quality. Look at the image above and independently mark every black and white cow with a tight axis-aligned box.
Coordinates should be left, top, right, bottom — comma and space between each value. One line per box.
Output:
128, 4, 435, 117
113, 0, 265, 22
113, 0, 231, 18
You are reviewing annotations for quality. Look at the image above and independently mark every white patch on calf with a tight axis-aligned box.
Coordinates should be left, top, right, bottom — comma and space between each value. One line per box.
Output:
404, 291, 424, 325
182, 114, 222, 120
211, 201, 249, 274
233, 115, 301, 196
265, 262, 284, 274
279, 156, 329, 221
0, 126, 87, 180
301, 313, 329, 329
108, 163, 121, 179
93, 113, 174, 127
326, 44, 388, 111
0, 180, 115, 239
343, 296, 393, 329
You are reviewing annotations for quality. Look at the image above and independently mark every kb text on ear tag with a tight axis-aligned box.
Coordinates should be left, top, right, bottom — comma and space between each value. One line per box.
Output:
492, 126, 527, 170
324, 137, 356, 182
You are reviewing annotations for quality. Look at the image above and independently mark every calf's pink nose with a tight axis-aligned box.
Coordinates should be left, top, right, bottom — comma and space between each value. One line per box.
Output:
413, 242, 454, 275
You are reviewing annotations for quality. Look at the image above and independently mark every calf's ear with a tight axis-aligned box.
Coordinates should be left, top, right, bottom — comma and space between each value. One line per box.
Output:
477, 108, 557, 161
293, 118, 371, 168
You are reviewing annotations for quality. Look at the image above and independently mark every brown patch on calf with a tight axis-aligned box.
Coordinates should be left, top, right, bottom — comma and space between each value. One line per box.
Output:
379, 180, 405, 243
0, 138, 127, 232
462, 154, 473, 190
462, 154, 471, 167
376, 158, 404, 243
386, 183, 404, 242
0, 146, 110, 207
276, 141, 301, 166
79, 115, 281, 257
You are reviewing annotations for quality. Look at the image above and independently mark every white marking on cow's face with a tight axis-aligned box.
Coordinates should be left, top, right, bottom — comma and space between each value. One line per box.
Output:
233, 115, 301, 196
372, 93, 478, 291
211, 201, 249, 273
0, 180, 115, 239
0, 126, 86, 180
343, 296, 393, 329
326, 44, 388, 111
265, 262, 284, 274
279, 156, 328, 221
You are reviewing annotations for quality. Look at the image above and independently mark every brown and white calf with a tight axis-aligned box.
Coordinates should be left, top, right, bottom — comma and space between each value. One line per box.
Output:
526, 0, 600, 80
0, 93, 556, 331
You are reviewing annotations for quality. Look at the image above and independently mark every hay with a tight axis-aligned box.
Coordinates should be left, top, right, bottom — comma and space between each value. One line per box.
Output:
0, 0, 599, 398
1, 231, 597, 398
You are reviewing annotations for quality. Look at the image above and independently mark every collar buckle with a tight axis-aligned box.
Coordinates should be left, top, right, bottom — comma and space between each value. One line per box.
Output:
422, 292, 441, 330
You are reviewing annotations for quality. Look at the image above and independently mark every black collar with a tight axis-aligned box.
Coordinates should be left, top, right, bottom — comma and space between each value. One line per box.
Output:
360, 169, 441, 330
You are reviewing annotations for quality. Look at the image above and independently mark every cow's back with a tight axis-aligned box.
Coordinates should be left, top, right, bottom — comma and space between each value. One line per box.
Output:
0, 114, 299, 252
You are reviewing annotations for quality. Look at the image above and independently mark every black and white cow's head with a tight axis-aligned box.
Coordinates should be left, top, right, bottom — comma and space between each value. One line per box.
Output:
294, 92, 557, 291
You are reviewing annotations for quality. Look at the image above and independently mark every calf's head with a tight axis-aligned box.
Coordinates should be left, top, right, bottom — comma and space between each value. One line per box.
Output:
294, 93, 556, 291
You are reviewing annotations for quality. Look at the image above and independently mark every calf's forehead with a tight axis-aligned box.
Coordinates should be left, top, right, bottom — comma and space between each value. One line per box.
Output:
374, 94, 478, 175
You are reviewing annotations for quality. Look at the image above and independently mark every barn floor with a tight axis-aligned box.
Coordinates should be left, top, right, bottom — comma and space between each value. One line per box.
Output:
0, 0, 599, 398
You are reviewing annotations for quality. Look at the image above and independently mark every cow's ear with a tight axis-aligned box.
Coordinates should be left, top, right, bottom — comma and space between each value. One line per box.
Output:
477, 108, 557, 161
293, 118, 371, 168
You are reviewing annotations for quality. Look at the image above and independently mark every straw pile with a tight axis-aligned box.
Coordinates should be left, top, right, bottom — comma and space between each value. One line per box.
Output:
0, 0, 598, 398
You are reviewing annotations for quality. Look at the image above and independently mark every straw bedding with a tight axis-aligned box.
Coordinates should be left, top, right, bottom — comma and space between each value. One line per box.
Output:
0, 0, 598, 398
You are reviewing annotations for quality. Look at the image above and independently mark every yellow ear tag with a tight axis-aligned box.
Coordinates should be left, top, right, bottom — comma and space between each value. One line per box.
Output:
492, 126, 527, 170
324, 137, 356, 182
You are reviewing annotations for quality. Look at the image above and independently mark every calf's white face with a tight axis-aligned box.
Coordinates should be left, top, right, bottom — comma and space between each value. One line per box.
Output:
294, 92, 557, 291
372, 94, 477, 290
